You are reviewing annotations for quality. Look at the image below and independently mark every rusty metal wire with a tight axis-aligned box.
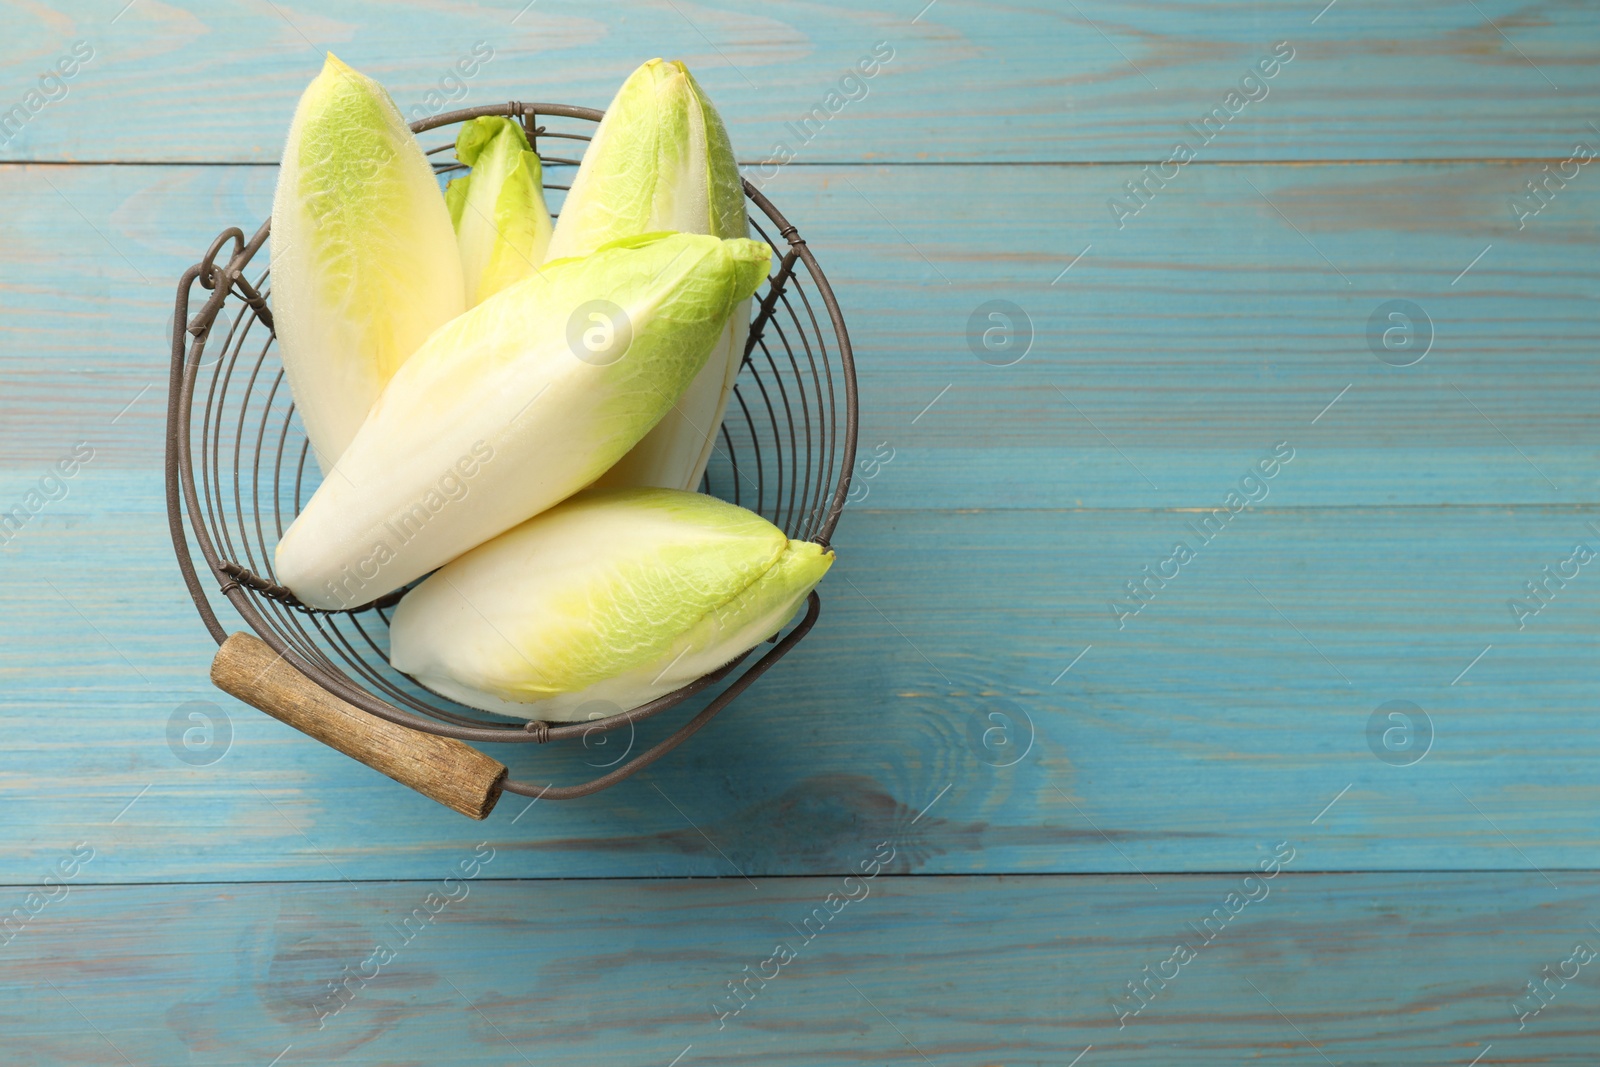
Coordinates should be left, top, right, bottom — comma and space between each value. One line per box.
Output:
164, 102, 858, 800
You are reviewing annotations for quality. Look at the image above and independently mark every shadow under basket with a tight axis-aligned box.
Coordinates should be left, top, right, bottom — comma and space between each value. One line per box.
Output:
164, 102, 858, 819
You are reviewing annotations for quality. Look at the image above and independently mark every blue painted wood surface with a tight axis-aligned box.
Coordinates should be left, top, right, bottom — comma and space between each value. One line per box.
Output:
6, 477, 1600, 880
3, 161, 1597, 507
2, 873, 1597, 1065
1, 1, 1597, 163
0, 0, 1596, 1062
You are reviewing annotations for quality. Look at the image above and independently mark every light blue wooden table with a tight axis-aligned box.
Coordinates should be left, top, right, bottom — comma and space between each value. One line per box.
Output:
2, 1, 1597, 1062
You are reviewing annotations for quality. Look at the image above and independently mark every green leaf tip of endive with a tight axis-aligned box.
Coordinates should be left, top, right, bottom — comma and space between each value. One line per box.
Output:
449, 116, 553, 306
545, 56, 747, 262
454, 114, 532, 167
721, 237, 772, 297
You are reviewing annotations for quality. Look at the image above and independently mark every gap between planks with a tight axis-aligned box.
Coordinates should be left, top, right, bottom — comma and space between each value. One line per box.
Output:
16, 868, 1600, 890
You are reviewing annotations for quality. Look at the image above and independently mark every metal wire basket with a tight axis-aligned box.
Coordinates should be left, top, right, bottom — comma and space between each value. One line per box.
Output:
164, 102, 857, 819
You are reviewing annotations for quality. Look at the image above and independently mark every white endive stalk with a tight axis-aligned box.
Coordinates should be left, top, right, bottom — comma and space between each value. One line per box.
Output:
270, 53, 464, 471
551, 59, 752, 492
274, 232, 771, 610
389, 488, 833, 721
445, 117, 553, 306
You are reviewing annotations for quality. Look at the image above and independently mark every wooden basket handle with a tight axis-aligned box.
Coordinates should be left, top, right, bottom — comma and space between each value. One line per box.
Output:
210, 632, 507, 820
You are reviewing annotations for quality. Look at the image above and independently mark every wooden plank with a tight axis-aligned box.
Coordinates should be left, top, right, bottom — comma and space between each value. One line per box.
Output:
1, 160, 1595, 508
0, 873, 1594, 1064
3, 477, 1597, 881
0, 1, 1596, 164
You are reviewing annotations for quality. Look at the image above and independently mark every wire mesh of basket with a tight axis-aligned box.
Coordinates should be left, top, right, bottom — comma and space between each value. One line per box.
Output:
164, 102, 858, 818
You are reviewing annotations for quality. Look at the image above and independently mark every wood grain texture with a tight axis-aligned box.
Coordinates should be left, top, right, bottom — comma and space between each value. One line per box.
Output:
0, 1, 1597, 163
1, 6, 1597, 1058
0, 161, 1595, 507
2, 475, 1596, 881
1, 873, 1595, 1064
210, 632, 507, 820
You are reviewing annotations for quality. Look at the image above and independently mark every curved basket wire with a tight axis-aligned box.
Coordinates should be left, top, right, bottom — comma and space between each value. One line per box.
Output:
164, 102, 858, 801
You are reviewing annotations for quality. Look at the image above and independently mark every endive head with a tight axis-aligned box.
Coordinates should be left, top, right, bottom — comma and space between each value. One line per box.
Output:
445, 116, 554, 305
388, 489, 833, 716
545, 58, 747, 261
386, 230, 770, 431
273, 228, 774, 610
270, 53, 465, 467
